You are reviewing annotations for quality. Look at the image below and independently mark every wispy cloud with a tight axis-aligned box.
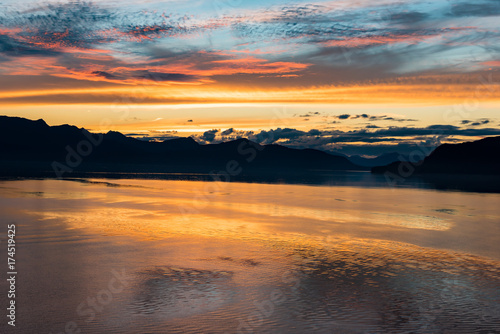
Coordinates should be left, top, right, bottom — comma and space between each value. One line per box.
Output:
449, 0, 500, 17
0, 0, 499, 102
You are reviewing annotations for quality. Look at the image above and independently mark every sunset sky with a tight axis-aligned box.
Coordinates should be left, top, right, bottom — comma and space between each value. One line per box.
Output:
1, 0, 500, 156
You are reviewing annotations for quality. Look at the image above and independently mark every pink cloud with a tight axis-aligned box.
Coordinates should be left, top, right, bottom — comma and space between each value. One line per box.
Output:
482, 61, 500, 67
320, 27, 476, 48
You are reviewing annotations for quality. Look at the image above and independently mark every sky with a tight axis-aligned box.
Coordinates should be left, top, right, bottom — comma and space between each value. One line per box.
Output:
0, 0, 499, 156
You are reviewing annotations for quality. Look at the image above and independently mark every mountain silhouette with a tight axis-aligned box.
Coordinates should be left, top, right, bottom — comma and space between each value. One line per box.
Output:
372, 136, 500, 175
347, 152, 409, 168
0, 116, 364, 178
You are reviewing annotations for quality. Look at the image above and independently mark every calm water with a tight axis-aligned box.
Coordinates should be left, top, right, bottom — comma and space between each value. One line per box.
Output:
0, 178, 499, 333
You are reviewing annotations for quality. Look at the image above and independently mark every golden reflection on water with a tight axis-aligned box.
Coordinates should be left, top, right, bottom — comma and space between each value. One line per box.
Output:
4, 178, 499, 254
24, 179, 453, 235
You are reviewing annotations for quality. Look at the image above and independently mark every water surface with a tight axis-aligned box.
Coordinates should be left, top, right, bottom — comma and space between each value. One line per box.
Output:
0, 178, 499, 333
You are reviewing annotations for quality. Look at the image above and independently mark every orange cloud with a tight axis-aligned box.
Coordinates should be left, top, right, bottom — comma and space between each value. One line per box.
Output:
321, 34, 433, 48
1, 75, 499, 106
0, 47, 310, 86
0, 27, 23, 34
206, 56, 310, 75
482, 61, 500, 67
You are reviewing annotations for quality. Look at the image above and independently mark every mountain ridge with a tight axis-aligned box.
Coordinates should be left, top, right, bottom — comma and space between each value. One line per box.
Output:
0, 115, 365, 177
372, 136, 500, 175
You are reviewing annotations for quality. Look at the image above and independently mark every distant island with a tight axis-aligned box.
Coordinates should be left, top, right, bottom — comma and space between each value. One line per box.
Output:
372, 136, 500, 175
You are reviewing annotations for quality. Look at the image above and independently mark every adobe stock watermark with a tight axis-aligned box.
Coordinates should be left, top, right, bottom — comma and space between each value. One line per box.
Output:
6, 223, 17, 327
231, 237, 342, 334
50, 67, 169, 179
50, 93, 145, 179
49, 269, 131, 334
178, 106, 292, 218
178, 138, 264, 217
414, 277, 500, 330
51, 127, 107, 179
234, 270, 301, 334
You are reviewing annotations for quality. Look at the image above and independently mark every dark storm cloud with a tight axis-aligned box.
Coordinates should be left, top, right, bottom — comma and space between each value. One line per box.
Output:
245, 125, 500, 156
308, 129, 322, 136
142, 123, 500, 156
361, 125, 500, 138
297, 112, 321, 118
388, 11, 429, 24
248, 128, 308, 144
131, 71, 199, 83
92, 71, 118, 80
243, 125, 500, 147
470, 119, 490, 126
0, 34, 60, 57
200, 129, 219, 143
369, 116, 418, 122
462, 118, 491, 126
355, 114, 370, 119
332, 114, 418, 122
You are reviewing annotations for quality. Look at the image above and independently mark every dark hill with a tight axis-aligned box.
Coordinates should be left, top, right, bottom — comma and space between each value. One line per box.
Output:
348, 152, 409, 168
0, 116, 364, 178
372, 136, 500, 175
